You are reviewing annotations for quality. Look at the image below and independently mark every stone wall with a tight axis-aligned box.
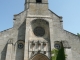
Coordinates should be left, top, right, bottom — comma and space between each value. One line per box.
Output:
0, 28, 13, 60
49, 9, 80, 60
0, 7, 80, 60
0, 10, 26, 60
64, 30, 80, 60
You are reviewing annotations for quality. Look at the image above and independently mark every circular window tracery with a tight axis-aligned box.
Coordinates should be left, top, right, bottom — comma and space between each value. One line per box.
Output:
34, 26, 45, 37
54, 44, 61, 49
54, 41, 61, 49
18, 43, 24, 49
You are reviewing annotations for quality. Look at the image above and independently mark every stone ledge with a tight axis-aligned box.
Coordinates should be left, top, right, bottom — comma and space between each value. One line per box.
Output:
64, 30, 78, 37
49, 9, 62, 19
0, 28, 13, 34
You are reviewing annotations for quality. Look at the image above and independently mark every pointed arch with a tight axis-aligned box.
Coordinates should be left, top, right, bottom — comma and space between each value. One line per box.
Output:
31, 19, 50, 40
31, 53, 49, 60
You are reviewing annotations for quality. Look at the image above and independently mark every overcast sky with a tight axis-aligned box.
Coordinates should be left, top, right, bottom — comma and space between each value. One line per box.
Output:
0, 0, 80, 34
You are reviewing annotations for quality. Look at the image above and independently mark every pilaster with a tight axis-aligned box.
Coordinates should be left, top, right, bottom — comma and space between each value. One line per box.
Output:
24, 19, 30, 60
6, 40, 13, 60
62, 41, 73, 60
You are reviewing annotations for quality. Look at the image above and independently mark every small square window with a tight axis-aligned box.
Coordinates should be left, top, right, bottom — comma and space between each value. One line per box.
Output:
36, 0, 42, 3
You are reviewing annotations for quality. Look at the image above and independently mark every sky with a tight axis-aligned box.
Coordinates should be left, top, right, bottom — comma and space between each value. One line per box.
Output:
0, 0, 80, 34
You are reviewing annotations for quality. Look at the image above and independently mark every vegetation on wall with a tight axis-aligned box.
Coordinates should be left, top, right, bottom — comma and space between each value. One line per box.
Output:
51, 47, 66, 60
77, 33, 80, 37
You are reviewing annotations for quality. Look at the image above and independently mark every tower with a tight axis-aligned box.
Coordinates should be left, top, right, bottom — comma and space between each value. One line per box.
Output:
24, 0, 52, 60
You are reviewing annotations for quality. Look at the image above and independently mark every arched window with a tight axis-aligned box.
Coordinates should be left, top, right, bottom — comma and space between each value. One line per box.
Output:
36, 0, 42, 3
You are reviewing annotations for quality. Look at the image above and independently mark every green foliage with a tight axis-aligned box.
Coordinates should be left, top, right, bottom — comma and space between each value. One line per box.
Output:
51, 47, 66, 60
77, 33, 80, 37
51, 49, 59, 60
56, 47, 65, 60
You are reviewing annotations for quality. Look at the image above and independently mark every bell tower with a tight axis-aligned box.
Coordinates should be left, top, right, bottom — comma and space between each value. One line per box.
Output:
24, 0, 50, 17
25, 0, 48, 9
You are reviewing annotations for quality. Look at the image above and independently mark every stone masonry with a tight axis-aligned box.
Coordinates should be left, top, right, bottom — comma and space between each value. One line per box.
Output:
0, 0, 80, 60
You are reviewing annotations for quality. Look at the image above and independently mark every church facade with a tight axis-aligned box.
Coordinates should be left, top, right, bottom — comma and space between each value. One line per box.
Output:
0, 0, 80, 60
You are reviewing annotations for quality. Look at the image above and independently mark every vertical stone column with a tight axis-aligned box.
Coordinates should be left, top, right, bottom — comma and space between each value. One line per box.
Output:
49, 19, 54, 51
62, 41, 73, 60
24, 19, 30, 60
44, 42, 46, 51
35, 41, 38, 52
48, 19, 53, 60
41, 42, 43, 53
13, 43, 17, 60
38, 41, 41, 51
29, 41, 31, 59
46, 42, 49, 58
64, 48, 73, 60
47, 42, 50, 59
29, 41, 32, 52
6, 40, 13, 60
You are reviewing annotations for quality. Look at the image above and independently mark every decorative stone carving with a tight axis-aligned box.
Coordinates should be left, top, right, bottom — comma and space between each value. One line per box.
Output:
61, 41, 71, 49
37, 41, 41, 46
32, 41, 35, 47
44, 51, 46, 54
30, 41, 35, 48
54, 41, 61, 49
29, 41, 50, 59
32, 51, 34, 54
8, 38, 13, 44
43, 42, 46, 47
37, 50, 41, 54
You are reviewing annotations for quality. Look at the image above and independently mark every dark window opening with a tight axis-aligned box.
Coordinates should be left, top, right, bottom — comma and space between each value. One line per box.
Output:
36, 0, 42, 3
34, 26, 45, 37
18, 43, 24, 49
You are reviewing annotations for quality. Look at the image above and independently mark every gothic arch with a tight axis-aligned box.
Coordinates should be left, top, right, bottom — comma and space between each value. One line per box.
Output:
31, 19, 49, 25
31, 19, 50, 40
28, 19, 51, 59
15, 40, 24, 60
30, 53, 49, 60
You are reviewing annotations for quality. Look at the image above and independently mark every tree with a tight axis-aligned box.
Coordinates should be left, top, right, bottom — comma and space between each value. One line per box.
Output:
77, 33, 80, 37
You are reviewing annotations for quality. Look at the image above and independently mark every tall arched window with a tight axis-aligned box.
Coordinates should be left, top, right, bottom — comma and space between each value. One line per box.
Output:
36, 0, 42, 3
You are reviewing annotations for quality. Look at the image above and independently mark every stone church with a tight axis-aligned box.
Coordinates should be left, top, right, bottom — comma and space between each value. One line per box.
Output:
0, 0, 80, 60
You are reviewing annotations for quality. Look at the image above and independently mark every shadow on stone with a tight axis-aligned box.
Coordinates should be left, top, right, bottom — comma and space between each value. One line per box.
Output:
1, 44, 7, 60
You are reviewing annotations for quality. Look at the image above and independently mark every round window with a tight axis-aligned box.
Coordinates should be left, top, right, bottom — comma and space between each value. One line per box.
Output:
54, 44, 61, 49
34, 26, 45, 37
18, 43, 24, 49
